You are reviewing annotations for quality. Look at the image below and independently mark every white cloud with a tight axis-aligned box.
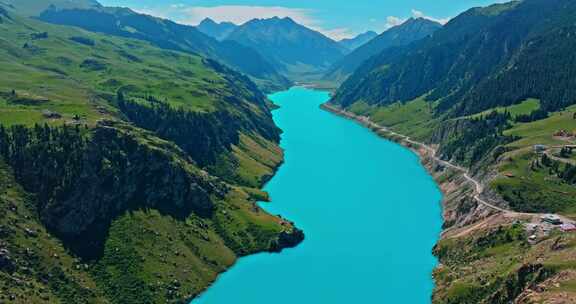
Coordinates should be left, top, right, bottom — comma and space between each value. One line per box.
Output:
134, 5, 354, 40
384, 16, 406, 29
318, 27, 355, 41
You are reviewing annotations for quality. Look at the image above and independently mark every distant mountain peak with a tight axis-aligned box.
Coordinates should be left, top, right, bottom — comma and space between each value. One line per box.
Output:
247, 16, 297, 26
197, 17, 238, 40
199, 17, 217, 25
340, 30, 378, 42
226, 15, 347, 78
199, 17, 236, 27
339, 30, 379, 51
403, 17, 442, 26
279, 16, 296, 23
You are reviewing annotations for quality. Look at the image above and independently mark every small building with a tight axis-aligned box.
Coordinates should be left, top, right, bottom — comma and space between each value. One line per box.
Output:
525, 223, 539, 233
554, 129, 572, 137
41, 109, 62, 119
534, 144, 548, 153
528, 234, 538, 245
561, 223, 576, 232
541, 214, 563, 225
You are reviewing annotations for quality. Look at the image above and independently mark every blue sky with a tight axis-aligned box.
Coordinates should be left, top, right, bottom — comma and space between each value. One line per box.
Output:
98, 0, 506, 39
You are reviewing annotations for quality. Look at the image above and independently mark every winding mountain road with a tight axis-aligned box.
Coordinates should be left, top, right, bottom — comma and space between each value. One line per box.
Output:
355, 116, 514, 214
545, 147, 576, 166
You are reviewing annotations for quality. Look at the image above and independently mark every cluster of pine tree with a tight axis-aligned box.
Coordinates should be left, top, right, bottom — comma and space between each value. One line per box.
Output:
458, 23, 576, 116
0, 124, 86, 208
541, 153, 576, 184
117, 92, 241, 167
438, 111, 515, 166
514, 109, 549, 123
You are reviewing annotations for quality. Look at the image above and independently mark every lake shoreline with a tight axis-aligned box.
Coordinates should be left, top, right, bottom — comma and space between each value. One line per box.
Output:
189, 101, 301, 304
320, 101, 497, 224
320, 102, 498, 297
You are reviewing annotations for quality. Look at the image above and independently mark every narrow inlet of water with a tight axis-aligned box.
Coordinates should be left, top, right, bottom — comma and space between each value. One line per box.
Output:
194, 87, 443, 303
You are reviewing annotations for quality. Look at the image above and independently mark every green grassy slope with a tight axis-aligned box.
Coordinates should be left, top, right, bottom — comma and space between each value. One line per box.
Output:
0, 157, 295, 303
2, 0, 100, 16
490, 106, 576, 216
0, 5, 302, 303
0, 8, 236, 117
434, 223, 576, 303
36, 4, 291, 93
465, 98, 540, 120
347, 95, 440, 141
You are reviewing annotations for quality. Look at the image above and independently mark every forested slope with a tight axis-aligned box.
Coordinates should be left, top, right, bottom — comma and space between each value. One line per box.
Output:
324, 18, 441, 84
333, 0, 576, 116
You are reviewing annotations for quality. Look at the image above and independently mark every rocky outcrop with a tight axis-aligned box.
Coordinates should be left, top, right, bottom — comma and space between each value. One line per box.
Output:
0, 122, 227, 258
51, 125, 224, 256
487, 264, 553, 303
421, 158, 498, 231
269, 228, 305, 252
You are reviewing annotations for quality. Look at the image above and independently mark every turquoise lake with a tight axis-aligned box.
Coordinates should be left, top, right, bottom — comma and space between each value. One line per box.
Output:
194, 87, 443, 303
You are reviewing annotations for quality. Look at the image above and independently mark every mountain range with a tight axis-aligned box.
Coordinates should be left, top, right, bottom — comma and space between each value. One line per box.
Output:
35, 4, 368, 85
2, 0, 576, 303
226, 17, 349, 80
36, 4, 291, 92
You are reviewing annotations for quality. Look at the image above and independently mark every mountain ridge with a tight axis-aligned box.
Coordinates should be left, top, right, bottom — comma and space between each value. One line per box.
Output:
226, 16, 348, 80
197, 17, 238, 41
2, 0, 101, 16
37, 5, 292, 92
325, 17, 442, 84
331, 0, 570, 115
338, 30, 378, 51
